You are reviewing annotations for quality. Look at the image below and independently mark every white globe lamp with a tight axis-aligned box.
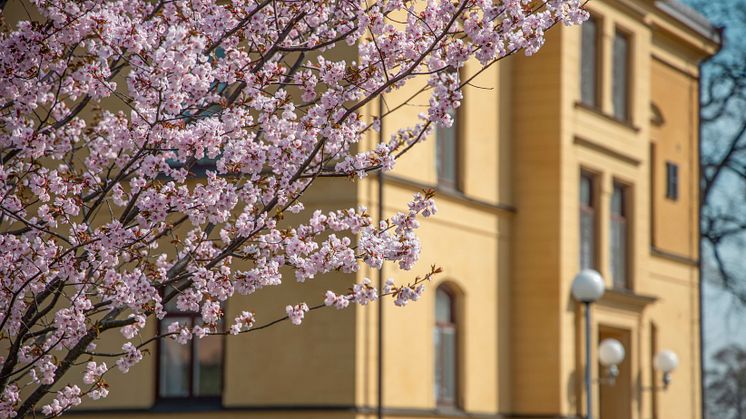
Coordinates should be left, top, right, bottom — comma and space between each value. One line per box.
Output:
654, 349, 679, 389
571, 269, 605, 303
599, 338, 626, 367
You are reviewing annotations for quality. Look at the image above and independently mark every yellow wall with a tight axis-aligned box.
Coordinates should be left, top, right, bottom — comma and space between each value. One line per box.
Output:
650, 59, 699, 260
509, 27, 565, 414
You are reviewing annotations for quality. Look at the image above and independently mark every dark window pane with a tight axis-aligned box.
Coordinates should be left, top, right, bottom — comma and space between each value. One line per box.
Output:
436, 110, 458, 189
158, 300, 225, 400
580, 173, 596, 270
610, 184, 628, 289
611, 184, 625, 216
434, 287, 457, 405
580, 174, 593, 206
580, 211, 595, 270
159, 317, 192, 398
612, 31, 630, 121
433, 328, 441, 400
580, 18, 598, 107
666, 162, 678, 200
436, 288, 452, 323
440, 328, 457, 403
194, 334, 223, 396
611, 219, 627, 288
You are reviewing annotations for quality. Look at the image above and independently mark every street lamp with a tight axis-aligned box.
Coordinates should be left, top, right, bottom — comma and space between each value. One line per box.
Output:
598, 338, 625, 385
572, 269, 605, 419
654, 349, 679, 389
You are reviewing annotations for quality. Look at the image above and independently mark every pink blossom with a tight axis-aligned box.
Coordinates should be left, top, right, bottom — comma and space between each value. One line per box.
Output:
324, 291, 351, 310
116, 343, 143, 373
30, 357, 56, 385
167, 321, 193, 345
0, 385, 20, 418
230, 311, 256, 335
121, 315, 146, 339
286, 303, 309, 326
394, 283, 426, 307
0, 0, 586, 413
40, 385, 82, 417
83, 362, 108, 385
352, 278, 378, 305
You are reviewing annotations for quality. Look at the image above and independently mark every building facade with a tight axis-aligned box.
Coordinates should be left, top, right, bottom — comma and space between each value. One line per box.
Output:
8, 0, 716, 418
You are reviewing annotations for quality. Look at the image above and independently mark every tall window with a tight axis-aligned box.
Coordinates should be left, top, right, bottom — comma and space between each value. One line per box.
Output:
612, 30, 631, 121
158, 295, 224, 400
434, 286, 457, 406
610, 183, 629, 289
665, 162, 679, 200
436, 109, 460, 190
580, 16, 599, 107
580, 172, 597, 270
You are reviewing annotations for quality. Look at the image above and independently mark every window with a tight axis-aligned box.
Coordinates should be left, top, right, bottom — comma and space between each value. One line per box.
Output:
158, 294, 224, 400
665, 162, 678, 200
612, 30, 631, 121
579, 172, 597, 270
434, 286, 457, 406
580, 16, 600, 107
610, 183, 629, 289
436, 109, 460, 190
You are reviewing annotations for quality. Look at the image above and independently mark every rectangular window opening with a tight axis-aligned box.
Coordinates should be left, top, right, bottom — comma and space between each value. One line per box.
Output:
665, 162, 679, 201
580, 16, 600, 108
436, 109, 460, 191
610, 183, 629, 289
158, 289, 224, 401
580, 171, 597, 271
612, 30, 631, 121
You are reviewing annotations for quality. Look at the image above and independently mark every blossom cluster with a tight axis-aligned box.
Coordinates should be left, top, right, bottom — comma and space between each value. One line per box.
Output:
0, 0, 586, 415
324, 264, 439, 314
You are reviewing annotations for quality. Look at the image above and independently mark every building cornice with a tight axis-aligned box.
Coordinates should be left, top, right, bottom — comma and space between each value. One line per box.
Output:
654, 0, 720, 44
572, 135, 642, 167
650, 246, 698, 266
598, 288, 658, 312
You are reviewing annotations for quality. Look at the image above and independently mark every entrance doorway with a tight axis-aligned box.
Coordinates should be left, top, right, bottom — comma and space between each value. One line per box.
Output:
599, 326, 632, 419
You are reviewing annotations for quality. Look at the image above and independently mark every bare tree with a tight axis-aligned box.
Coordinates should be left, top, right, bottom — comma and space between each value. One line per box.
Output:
705, 345, 746, 419
685, 0, 746, 301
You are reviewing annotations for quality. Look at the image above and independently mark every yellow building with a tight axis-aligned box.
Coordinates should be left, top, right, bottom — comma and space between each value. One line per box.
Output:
3, 0, 718, 418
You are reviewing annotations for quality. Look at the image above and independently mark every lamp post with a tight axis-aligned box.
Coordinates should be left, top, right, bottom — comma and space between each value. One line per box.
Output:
572, 269, 606, 419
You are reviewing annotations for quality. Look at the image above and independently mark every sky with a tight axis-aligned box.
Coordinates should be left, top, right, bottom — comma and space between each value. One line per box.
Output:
684, 0, 746, 378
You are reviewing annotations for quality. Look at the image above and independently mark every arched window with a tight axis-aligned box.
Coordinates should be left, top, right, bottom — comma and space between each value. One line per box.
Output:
434, 286, 457, 406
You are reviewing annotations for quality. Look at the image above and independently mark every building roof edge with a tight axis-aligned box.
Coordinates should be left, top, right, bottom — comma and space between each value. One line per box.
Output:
654, 0, 721, 44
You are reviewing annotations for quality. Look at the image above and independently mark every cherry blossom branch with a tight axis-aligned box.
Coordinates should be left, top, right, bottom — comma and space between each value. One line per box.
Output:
0, 0, 588, 415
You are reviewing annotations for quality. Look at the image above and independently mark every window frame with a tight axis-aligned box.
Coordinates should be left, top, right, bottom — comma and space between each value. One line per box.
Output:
610, 181, 631, 290
579, 14, 602, 108
434, 285, 459, 407
611, 28, 633, 122
155, 298, 226, 403
579, 170, 599, 271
